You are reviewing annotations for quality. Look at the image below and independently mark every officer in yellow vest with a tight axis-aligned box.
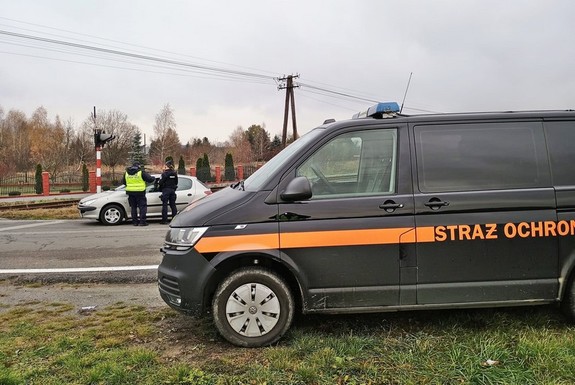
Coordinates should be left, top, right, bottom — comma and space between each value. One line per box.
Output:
120, 161, 156, 226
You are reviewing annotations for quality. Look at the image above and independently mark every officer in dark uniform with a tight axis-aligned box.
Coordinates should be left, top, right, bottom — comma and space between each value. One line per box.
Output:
159, 160, 178, 224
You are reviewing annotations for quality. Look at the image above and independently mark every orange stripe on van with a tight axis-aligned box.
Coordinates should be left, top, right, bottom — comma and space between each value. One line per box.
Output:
195, 226, 437, 254
195, 233, 279, 253
416, 227, 436, 242
196, 227, 435, 253
281, 228, 416, 248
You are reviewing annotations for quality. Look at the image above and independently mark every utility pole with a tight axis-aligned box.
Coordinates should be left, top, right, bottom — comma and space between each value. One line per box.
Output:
92, 107, 102, 194
278, 74, 299, 147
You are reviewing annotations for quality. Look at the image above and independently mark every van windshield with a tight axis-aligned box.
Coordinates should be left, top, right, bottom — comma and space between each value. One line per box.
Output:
243, 128, 324, 191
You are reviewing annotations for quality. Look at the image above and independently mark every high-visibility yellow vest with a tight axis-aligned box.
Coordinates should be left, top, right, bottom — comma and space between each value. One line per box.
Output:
125, 171, 146, 192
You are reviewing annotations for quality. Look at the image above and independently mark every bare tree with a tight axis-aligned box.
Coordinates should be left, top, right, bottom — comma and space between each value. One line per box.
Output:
226, 126, 253, 164
89, 109, 138, 181
73, 119, 98, 169
4, 109, 31, 172
150, 103, 178, 165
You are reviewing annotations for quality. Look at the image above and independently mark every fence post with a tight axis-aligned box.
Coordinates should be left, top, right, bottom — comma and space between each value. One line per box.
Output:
215, 166, 221, 183
89, 171, 96, 193
237, 165, 244, 181
189, 167, 196, 177
42, 172, 50, 196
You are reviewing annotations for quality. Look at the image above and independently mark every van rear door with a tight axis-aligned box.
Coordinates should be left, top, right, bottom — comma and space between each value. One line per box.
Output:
412, 121, 558, 305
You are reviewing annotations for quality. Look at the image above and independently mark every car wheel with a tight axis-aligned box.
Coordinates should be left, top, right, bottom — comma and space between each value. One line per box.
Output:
561, 274, 575, 321
99, 204, 125, 226
213, 267, 294, 347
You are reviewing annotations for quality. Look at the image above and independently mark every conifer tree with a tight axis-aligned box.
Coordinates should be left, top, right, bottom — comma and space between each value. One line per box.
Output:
82, 163, 89, 192
34, 164, 43, 194
178, 155, 186, 175
129, 130, 147, 166
224, 153, 235, 181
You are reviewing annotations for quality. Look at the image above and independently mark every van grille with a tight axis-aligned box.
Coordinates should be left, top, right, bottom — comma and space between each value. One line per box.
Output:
159, 275, 180, 296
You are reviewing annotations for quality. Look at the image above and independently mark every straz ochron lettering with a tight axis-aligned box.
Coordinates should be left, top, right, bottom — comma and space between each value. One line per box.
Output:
434, 220, 575, 242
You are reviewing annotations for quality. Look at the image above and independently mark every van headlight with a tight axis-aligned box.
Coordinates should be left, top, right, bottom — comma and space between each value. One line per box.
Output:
164, 227, 208, 251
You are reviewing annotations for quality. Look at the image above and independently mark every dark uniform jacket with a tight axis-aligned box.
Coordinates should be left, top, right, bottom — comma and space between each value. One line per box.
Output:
159, 169, 178, 191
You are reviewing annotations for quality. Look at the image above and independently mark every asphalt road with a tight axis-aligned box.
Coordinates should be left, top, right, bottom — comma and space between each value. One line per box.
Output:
0, 218, 169, 283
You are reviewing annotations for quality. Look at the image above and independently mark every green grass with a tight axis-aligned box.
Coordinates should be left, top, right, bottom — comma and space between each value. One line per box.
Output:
1, 299, 574, 384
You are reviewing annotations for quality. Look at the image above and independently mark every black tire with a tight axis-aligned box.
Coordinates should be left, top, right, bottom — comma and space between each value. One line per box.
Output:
212, 267, 294, 347
99, 204, 125, 226
561, 275, 575, 322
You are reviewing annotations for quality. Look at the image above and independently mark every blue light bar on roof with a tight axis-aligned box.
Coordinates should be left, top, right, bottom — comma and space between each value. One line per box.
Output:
352, 102, 400, 119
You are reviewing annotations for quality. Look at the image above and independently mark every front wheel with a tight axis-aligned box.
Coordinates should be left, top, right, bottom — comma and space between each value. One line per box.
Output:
212, 267, 294, 347
99, 204, 125, 226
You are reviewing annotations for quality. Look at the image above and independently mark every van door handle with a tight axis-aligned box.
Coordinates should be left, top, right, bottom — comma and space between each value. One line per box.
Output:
379, 200, 404, 213
424, 198, 450, 210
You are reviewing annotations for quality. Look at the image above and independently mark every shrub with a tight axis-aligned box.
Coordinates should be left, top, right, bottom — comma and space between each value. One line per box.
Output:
178, 155, 186, 175
224, 153, 235, 181
82, 163, 89, 192
8, 191, 21, 196
59, 189, 71, 193
35, 164, 43, 194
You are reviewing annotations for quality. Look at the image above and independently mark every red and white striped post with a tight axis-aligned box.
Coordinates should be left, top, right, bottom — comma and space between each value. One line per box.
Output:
96, 145, 102, 193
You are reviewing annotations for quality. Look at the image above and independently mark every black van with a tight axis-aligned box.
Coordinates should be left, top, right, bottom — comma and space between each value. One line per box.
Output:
158, 102, 575, 347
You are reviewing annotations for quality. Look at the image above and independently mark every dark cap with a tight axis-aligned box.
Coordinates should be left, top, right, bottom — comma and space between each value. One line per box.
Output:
165, 160, 174, 168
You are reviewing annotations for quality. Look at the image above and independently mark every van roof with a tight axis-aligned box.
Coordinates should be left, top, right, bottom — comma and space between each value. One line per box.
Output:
336, 102, 575, 126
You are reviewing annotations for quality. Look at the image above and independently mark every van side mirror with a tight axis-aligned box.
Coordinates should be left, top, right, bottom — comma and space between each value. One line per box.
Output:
280, 176, 312, 201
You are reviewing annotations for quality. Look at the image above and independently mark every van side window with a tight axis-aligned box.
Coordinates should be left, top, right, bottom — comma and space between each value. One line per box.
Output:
296, 128, 397, 199
544, 121, 575, 186
415, 122, 550, 193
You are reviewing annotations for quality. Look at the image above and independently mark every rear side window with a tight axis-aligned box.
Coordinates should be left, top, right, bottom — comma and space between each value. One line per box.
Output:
177, 177, 192, 191
544, 121, 575, 186
415, 122, 550, 193
296, 128, 397, 199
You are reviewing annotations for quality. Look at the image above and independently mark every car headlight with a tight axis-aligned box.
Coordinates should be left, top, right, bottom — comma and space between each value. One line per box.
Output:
164, 227, 208, 251
81, 199, 97, 206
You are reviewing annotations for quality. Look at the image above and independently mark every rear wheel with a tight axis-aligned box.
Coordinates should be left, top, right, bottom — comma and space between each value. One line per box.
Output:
99, 204, 125, 226
212, 267, 294, 347
561, 274, 575, 321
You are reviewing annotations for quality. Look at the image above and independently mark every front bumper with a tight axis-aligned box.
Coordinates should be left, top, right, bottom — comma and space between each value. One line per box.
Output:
77, 205, 98, 219
157, 246, 216, 316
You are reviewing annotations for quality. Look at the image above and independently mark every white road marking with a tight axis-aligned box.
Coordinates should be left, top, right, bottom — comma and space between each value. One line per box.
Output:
0, 220, 65, 232
0, 265, 159, 274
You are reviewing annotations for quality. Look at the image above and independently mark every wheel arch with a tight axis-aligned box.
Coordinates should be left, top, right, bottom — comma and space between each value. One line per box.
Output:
204, 251, 304, 315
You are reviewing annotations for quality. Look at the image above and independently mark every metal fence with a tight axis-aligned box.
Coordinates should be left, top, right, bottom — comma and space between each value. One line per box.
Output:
0, 164, 259, 197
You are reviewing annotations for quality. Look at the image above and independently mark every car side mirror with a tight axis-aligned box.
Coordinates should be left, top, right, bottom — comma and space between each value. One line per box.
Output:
280, 176, 312, 201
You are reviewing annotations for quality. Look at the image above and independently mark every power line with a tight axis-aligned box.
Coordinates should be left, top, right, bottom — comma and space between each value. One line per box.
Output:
0, 16, 280, 78
0, 29, 275, 82
0, 22, 438, 114
298, 82, 381, 104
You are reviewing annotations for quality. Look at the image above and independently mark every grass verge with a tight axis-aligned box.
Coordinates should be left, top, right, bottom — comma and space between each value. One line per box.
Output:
0, 206, 79, 220
1, 300, 574, 384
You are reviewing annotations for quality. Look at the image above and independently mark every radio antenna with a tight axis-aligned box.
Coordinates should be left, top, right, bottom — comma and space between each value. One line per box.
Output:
400, 72, 413, 114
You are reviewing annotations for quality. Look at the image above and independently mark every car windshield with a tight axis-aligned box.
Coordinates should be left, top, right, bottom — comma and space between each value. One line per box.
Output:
243, 128, 324, 191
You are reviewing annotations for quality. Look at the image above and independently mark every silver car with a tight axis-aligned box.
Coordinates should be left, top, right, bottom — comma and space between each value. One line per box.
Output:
78, 174, 211, 225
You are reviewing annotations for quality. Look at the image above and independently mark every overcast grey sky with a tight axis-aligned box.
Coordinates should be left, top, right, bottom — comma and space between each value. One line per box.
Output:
1, 0, 574, 143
